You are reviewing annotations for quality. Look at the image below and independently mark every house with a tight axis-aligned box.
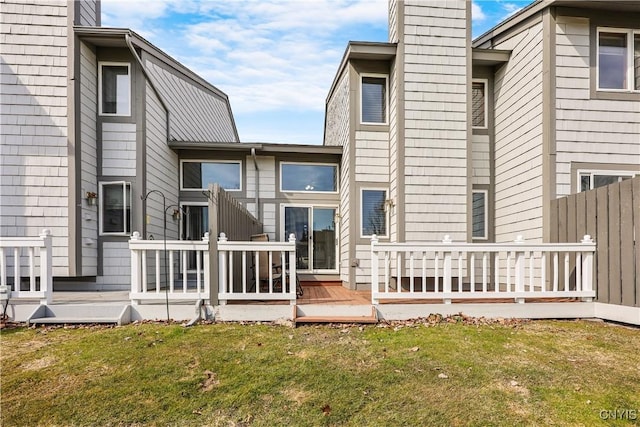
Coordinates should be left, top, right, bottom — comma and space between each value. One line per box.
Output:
1, 0, 638, 324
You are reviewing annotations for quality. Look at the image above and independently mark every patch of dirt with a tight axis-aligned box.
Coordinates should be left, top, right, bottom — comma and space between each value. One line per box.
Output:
21, 356, 56, 371
283, 387, 311, 406
200, 370, 219, 392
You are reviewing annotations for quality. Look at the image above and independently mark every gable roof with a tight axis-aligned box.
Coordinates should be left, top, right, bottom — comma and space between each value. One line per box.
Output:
75, 26, 240, 144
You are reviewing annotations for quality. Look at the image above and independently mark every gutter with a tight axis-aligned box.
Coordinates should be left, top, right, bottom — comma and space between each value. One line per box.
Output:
125, 33, 170, 139
251, 148, 260, 221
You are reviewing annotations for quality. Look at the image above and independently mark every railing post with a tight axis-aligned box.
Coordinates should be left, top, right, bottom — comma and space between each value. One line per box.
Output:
39, 229, 52, 304
202, 232, 210, 300
218, 233, 228, 305
370, 234, 379, 304
581, 235, 594, 302
443, 235, 452, 304
514, 235, 525, 304
130, 231, 141, 305
288, 233, 296, 306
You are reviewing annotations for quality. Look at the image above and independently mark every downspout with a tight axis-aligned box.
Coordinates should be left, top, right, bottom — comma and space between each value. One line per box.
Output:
251, 148, 260, 222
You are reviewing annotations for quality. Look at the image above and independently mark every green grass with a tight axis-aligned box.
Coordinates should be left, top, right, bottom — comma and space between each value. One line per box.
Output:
2, 319, 639, 426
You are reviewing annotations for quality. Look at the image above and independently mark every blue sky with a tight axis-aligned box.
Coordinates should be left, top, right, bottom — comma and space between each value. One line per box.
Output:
102, 0, 533, 145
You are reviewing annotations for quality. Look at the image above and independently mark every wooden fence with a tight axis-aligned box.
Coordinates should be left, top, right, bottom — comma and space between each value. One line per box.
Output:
207, 183, 263, 303
550, 177, 640, 308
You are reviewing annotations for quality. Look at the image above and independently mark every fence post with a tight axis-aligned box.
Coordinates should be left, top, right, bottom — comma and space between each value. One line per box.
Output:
514, 235, 525, 304
218, 233, 228, 305
202, 232, 210, 300
288, 233, 296, 306
443, 235, 452, 304
371, 234, 379, 304
581, 234, 595, 302
130, 231, 142, 305
39, 229, 52, 304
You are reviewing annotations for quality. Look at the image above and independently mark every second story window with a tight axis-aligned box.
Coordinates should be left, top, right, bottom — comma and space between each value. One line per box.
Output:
99, 62, 131, 116
280, 163, 338, 193
361, 75, 387, 124
472, 80, 487, 128
597, 29, 640, 92
181, 160, 242, 191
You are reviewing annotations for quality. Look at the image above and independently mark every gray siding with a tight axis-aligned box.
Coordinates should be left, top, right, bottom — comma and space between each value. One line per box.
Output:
101, 122, 136, 176
145, 82, 179, 241
144, 58, 238, 143
77, 0, 98, 26
94, 241, 130, 289
354, 131, 389, 183
493, 21, 545, 242
79, 41, 98, 275
0, 0, 70, 275
324, 69, 350, 282
402, 0, 468, 242
471, 133, 490, 185
554, 15, 640, 197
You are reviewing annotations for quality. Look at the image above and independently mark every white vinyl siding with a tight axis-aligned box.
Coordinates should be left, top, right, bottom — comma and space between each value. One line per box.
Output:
95, 242, 131, 289
402, 0, 468, 243
555, 16, 640, 197
472, 134, 491, 186
101, 122, 136, 176
0, 0, 70, 276
493, 20, 545, 242
246, 155, 276, 200
355, 131, 389, 184
78, 0, 99, 26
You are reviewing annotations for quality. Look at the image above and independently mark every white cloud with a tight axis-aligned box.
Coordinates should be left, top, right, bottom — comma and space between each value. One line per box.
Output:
501, 2, 524, 19
472, 2, 487, 22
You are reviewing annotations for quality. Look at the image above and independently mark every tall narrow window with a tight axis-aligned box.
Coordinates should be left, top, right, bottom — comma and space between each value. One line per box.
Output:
361, 189, 387, 237
472, 80, 487, 128
599, 32, 628, 90
635, 34, 640, 90
99, 63, 131, 115
361, 75, 387, 124
100, 181, 132, 235
472, 190, 488, 240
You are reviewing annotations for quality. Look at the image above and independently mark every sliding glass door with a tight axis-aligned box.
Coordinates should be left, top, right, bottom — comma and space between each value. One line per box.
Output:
283, 206, 337, 273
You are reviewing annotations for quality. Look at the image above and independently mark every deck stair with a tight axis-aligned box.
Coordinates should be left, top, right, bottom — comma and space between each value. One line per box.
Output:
294, 304, 378, 325
27, 304, 131, 326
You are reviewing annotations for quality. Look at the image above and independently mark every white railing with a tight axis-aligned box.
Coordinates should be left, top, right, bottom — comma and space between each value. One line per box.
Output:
217, 233, 297, 305
129, 232, 210, 303
0, 229, 52, 303
371, 235, 596, 304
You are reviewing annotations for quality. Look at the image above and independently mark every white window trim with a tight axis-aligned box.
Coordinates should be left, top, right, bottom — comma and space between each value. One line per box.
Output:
98, 61, 132, 116
596, 27, 640, 93
576, 169, 639, 192
472, 189, 489, 241
360, 188, 389, 239
279, 162, 339, 194
99, 181, 131, 236
360, 73, 389, 125
179, 159, 242, 192
178, 202, 208, 240
471, 79, 489, 129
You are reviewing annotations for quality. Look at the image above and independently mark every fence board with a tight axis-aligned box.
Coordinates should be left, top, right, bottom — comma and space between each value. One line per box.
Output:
595, 186, 609, 303
619, 179, 635, 307
607, 184, 621, 305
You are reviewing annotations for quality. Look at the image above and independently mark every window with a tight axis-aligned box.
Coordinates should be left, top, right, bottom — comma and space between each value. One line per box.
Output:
280, 163, 338, 193
597, 28, 640, 91
361, 75, 387, 124
99, 182, 132, 235
472, 190, 488, 240
578, 171, 638, 192
99, 62, 131, 115
181, 161, 241, 191
361, 189, 387, 237
472, 80, 487, 128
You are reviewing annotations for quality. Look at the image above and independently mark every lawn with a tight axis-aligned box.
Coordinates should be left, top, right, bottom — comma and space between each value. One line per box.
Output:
1, 317, 639, 426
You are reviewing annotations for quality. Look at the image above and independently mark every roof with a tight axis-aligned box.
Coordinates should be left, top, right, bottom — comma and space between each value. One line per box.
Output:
473, 0, 640, 47
74, 26, 240, 144
168, 141, 342, 157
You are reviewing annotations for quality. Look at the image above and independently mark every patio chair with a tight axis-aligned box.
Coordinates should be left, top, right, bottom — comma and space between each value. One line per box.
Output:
250, 234, 303, 297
